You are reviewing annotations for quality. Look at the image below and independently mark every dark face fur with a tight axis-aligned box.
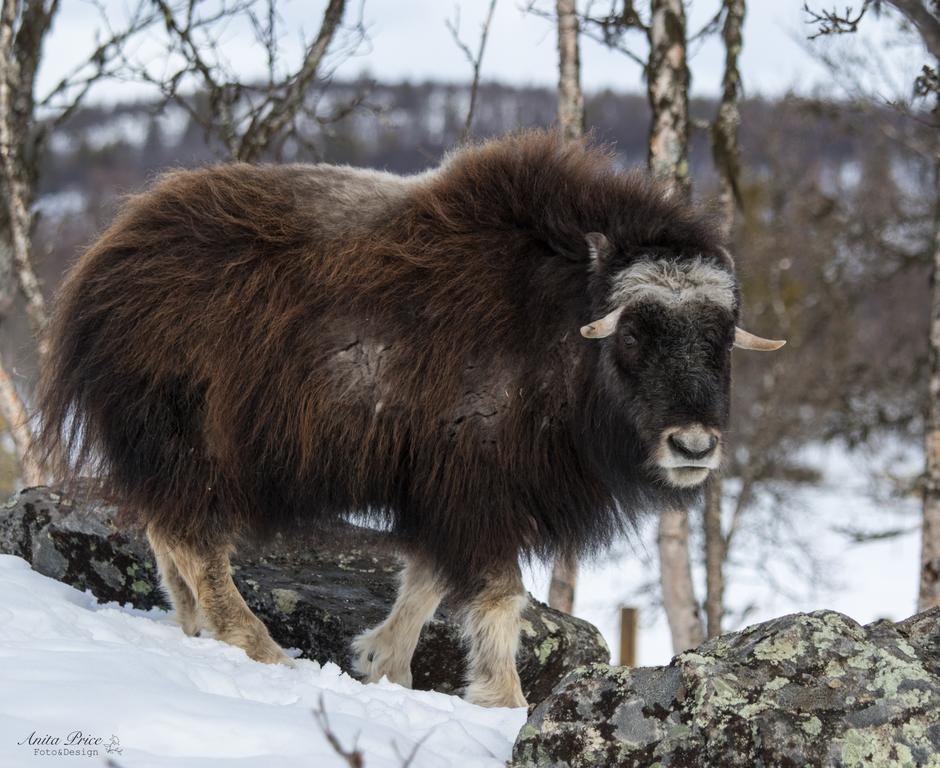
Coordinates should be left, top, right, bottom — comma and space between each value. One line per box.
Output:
597, 298, 734, 488
581, 237, 738, 490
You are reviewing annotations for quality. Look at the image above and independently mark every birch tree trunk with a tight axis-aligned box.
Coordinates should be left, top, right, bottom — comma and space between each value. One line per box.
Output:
658, 504, 704, 651
703, 479, 725, 638
703, 0, 746, 639
555, 0, 583, 142
647, 0, 691, 198
0, 0, 56, 484
0, 352, 41, 484
0, 0, 51, 350
547, 0, 585, 615
919, 79, 940, 611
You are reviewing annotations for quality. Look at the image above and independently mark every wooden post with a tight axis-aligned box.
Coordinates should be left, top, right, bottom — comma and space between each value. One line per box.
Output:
619, 606, 638, 667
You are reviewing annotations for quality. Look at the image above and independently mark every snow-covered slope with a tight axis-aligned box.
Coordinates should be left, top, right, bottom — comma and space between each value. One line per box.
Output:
0, 555, 526, 767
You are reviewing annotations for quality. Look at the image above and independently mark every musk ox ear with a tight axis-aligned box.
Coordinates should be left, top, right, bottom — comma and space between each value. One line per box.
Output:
585, 232, 611, 263
580, 305, 624, 339
734, 327, 786, 351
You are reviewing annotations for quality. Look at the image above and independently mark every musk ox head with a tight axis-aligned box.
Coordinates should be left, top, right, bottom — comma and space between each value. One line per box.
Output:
580, 233, 784, 490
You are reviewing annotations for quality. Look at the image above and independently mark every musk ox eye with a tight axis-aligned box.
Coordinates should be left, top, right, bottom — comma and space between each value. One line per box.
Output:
621, 334, 637, 347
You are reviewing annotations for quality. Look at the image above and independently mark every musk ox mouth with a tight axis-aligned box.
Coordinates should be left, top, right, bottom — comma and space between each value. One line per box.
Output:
663, 465, 712, 488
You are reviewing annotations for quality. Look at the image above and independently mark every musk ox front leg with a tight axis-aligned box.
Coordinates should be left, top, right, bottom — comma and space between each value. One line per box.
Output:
149, 531, 290, 665
458, 565, 528, 709
147, 526, 202, 636
352, 557, 444, 688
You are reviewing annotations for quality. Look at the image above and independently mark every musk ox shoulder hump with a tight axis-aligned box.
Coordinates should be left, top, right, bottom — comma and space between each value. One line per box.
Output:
293, 163, 430, 238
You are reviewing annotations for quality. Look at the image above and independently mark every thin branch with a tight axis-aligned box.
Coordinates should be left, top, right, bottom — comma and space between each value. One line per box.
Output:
393, 731, 434, 768
580, 0, 648, 69
446, 0, 498, 143
312, 695, 364, 768
803, 2, 873, 40
833, 524, 919, 542
39, 1, 159, 127
689, 4, 726, 44
524, 1, 647, 70
239, 0, 347, 160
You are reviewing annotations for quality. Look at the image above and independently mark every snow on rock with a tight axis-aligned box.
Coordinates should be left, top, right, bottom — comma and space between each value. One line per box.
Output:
0, 555, 526, 767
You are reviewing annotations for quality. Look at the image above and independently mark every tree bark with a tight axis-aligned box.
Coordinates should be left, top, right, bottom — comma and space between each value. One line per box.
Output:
658, 505, 705, 652
919, 79, 940, 611
712, 0, 745, 237
547, 552, 578, 614
0, 0, 51, 352
647, 0, 691, 198
0, 0, 53, 483
703, 478, 725, 638
0, 351, 41, 485
547, 0, 584, 614
555, 0, 584, 142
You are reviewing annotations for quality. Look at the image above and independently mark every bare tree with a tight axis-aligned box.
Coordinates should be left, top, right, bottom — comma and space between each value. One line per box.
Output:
546, 0, 584, 615
0, 0, 54, 353
703, 0, 746, 640
0, 0, 54, 484
0, 0, 157, 484
121, 0, 365, 162
0, 0, 366, 485
806, 0, 940, 611
922, 67, 940, 609
446, 0, 499, 143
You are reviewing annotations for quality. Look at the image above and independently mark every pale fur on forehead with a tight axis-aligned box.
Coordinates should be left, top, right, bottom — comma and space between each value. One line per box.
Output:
608, 258, 736, 311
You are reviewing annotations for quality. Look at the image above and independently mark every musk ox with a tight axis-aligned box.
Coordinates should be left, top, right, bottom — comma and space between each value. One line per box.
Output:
37, 130, 783, 708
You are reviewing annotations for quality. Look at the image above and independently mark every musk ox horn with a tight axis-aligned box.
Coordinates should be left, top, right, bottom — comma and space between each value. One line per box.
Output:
734, 327, 786, 351
580, 306, 624, 339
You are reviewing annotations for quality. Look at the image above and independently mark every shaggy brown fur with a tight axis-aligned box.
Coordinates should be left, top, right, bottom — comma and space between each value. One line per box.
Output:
37, 130, 734, 705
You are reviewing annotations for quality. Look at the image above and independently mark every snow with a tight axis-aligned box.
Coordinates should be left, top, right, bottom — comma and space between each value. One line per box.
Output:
0, 556, 526, 767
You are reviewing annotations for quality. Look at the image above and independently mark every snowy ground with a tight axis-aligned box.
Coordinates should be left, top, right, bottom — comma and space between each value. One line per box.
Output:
0, 556, 526, 768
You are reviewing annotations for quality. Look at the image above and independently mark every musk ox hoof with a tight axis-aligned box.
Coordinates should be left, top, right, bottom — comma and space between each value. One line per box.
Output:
351, 626, 413, 688
218, 621, 292, 666
465, 676, 528, 709
175, 610, 203, 637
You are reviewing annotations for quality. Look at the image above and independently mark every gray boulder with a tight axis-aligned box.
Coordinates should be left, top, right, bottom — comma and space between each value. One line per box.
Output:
513, 609, 940, 767
0, 486, 608, 705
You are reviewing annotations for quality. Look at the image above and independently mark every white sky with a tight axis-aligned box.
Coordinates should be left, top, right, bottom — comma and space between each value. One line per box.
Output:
42, 0, 927, 107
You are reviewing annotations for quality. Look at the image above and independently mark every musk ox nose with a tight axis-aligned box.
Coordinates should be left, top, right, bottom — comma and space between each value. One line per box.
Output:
657, 425, 722, 488
668, 429, 719, 462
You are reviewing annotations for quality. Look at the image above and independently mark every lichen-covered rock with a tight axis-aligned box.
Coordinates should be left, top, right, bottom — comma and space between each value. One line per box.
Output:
0, 485, 164, 608
0, 486, 608, 705
513, 610, 940, 767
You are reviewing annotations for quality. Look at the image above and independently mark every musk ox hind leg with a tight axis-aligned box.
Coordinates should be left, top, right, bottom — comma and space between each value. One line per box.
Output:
352, 556, 444, 688
153, 533, 290, 665
146, 526, 202, 636
458, 564, 528, 709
